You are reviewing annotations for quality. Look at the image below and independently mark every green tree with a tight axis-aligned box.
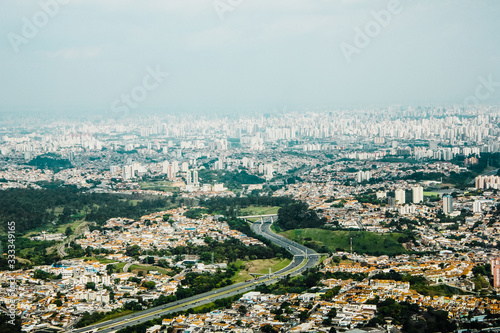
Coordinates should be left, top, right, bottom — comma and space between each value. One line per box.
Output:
298, 310, 309, 322
33, 269, 55, 281
0, 313, 22, 333
125, 244, 141, 257
142, 281, 156, 290
327, 308, 337, 319
238, 305, 247, 315
261, 324, 278, 333
85, 282, 96, 290
276, 202, 326, 230
322, 286, 341, 300
106, 264, 115, 275
144, 256, 155, 265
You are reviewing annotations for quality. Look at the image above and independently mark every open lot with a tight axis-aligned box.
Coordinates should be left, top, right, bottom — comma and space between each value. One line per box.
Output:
232, 258, 291, 283
128, 264, 172, 275
139, 181, 178, 192
280, 228, 407, 256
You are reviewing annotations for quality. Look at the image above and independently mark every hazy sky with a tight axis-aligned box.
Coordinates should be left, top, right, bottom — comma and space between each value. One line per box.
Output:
1, 0, 499, 115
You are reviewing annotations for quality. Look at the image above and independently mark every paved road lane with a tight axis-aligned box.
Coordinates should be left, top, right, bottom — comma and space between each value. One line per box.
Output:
73, 218, 319, 333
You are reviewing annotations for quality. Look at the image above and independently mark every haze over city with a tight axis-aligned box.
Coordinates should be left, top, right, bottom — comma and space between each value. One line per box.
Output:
1, 0, 500, 115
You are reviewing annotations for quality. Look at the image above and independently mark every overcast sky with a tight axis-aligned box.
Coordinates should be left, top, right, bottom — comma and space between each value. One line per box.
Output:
1, 0, 499, 115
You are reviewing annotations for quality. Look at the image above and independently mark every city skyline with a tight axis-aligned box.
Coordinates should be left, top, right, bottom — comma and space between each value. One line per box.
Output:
2, 1, 500, 332
1, 0, 500, 115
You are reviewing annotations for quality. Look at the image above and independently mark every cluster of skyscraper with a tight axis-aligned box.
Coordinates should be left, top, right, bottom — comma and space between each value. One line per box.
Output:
391, 187, 453, 215
475, 175, 500, 190
394, 186, 424, 205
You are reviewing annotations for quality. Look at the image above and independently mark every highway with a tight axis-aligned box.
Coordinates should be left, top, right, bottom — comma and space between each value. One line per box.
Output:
58, 222, 90, 258
73, 217, 319, 333
468, 168, 499, 185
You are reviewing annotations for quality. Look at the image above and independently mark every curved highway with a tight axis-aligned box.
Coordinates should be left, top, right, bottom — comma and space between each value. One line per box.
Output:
73, 218, 319, 333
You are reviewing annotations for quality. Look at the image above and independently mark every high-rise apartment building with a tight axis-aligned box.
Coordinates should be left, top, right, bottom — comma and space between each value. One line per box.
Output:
443, 195, 453, 214
475, 175, 500, 189
357, 171, 371, 182
193, 170, 199, 186
412, 186, 423, 204
473, 200, 482, 213
395, 189, 406, 205
492, 257, 500, 288
162, 161, 169, 174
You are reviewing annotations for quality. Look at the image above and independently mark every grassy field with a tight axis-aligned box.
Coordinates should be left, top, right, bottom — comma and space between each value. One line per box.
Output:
279, 228, 407, 256
412, 284, 468, 297
139, 181, 178, 192
423, 191, 440, 197
438, 183, 456, 188
128, 264, 171, 275
83, 256, 117, 264
232, 258, 291, 283
192, 303, 216, 313
340, 258, 354, 264
23, 204, 98, 238
240, 206, 280, 216
94, 310, 134, 324
115, 262, 126, 272
23, 219, 84, 238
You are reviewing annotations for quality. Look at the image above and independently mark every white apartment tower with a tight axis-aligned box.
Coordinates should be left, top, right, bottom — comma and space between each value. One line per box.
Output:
357, 171, 371, 182
443, 195, 453, 214
162, 161, 170, 174
193, 170, 199, 186
473, 200, 482, 213
412, 186, 424, 204
395, 189, 406, 205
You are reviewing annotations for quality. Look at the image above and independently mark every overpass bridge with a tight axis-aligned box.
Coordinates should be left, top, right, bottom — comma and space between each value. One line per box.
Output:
73, 213, 322, 333
237, 214, 278, 220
